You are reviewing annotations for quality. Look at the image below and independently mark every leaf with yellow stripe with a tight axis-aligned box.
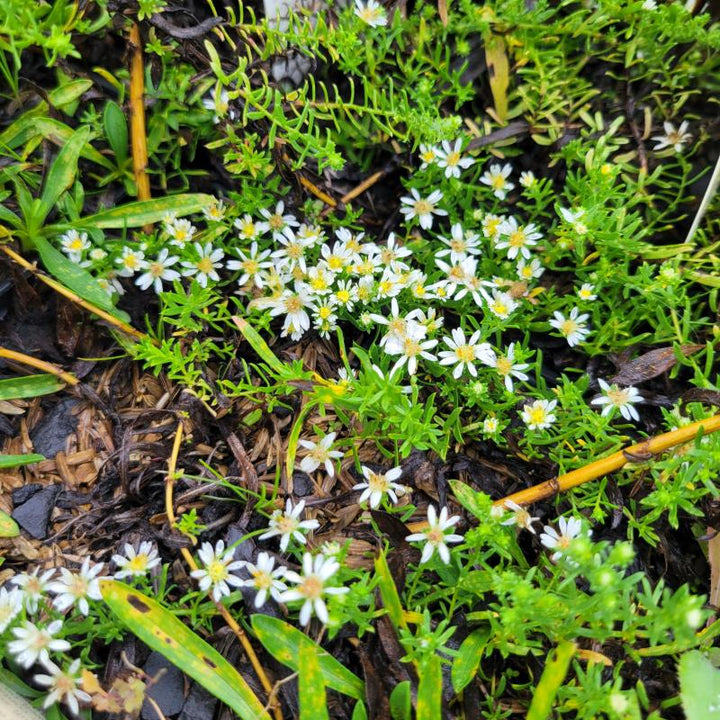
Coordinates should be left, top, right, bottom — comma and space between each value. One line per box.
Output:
526, 641, 576, 720
485, 34, 510, 124
100, 580, 270, 720
416, 655, 442, 720
80, 194, 216, 229
299, 643, 329, 720
375, 551, 406, 630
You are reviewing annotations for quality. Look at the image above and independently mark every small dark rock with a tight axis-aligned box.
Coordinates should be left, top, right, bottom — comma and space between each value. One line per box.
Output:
12, 483, 44, 506
141, 652, 185, 720
178, 682, 217, 720
292, 472, 313, 497
12, 485, 60, 539
30, 398, 78, 459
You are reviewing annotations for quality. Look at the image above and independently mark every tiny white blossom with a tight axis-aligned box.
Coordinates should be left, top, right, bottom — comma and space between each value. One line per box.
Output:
115, 246, 146, 277
12, 568, 54, 614
577, 283, 596, 301
521, 399, 558, 430
549, 307, 591, 346
436, 223, 481, 264
226, 242, 273, 288
112, 541, 161, 579
47, 559, 104, 616
391, 335, 438, 376
438, 327, 494, 379
166, 218, 196, 248
540, 516, 585, 562
353, 465, 404, 508
486, 343, 530, 392
280, 552, 349, 625
480, 163, 514, 200
436, 139, 475, 179
239, 552, 287, 609
259, 499, 320, 552
652, 121, 692, 153
203, 200, 226, 221
298, 432, 344, 477
190, 541, 245, 602
234, 214, 269, 241
405, 505, 463, 564
268, 283, 313, 341
354, 0, 388, 26
501, 500, 539, 534
135, 248, 180, 294
483, 416, 499, 434
0, 586, 23, 631
34, 658, 91, 716
8, 620, 70, 668
484, 289, 519, 320
202, 88, 234, 123
370, 297, 426, 353
418, 143, 440, 169
59, 230, 90, 262
259, 201, 299, 240
517, 257, 544, 281
558, 207, 588, 236
399, 188, 447, 230
482, 213, 505, 239
591, 379, 643, 422
495, 217, 542, 260
181, 242, 225, 287
519, 171, 537, 188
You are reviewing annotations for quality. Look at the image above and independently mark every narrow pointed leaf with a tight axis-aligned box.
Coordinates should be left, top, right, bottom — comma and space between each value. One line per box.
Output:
526, 641, 576, 720
375, 551, 406, 629
100, 581, 270, 720
485, 34, 510, 123
451, 627, 491, 693
0, 374, 63, 401
299, 643, 329, 720
416, 655, 442, 720
0, 454, 44, 470
81, 194, 215, 229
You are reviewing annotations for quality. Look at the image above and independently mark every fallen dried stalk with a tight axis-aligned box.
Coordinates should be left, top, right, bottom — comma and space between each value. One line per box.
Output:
0, 346, 79, 386
129, 24, 151, 206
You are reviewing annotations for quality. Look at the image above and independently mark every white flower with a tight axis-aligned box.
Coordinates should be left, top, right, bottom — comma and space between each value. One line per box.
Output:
239, 552, 287, 609
12, 568, 54, 614
202, 88, 234, 123
353, 465, 404, 508
405, 505, 463, 564
112, 541, 161, 579
436, 223, 481, 264
47, 559, 104, 616
234, 214, 269, 241
8, 620, 70, 668
540, 516, 584, 562
166, 218, 196, 248
436, 139, 475, 178
484, 289, 519, 320
135, 248, 181, 294
495, 217, 542, 260
370, 297, 426, 353
190, 541, 245, 602
391, 335, 438, 376
519, 171, 537, 188
354, 0, 387, 27
482, 213, 505, 239
480, 163, 514, 200
271, 228, 313, 273
376, 233, 413, 271
59, 230, 90, 262
549, 307, 590, 346
642, 0, 657, 8
259, 201, 299, 240
521, 399, 558, 430
181, 242, 225, 287
591, 379, 644, 422
299, 432, 344, 477
280, 552, 349, 625
0, 586, 23, 631
577, 283, 596, 301
501, 500, 539, 534
97, 274, 125, 297
306, 264, 336, 295
399, 188, 447, 230
203, 200, 226, 221
558, 207, 588, 236
268, 284, 313, 340
332, 280, 359, 310
115, 246, 146, 277
259, 499, 320, 552
483, 416, 499, 434
34, 658, 91, 716
321, 241, 353, 273
517, 258, 544, 281
486, 343, 530, 392
652, 121, 691, 153
418, 144, 440, 169
438, 327, 494, 379
226, 242, 273, 288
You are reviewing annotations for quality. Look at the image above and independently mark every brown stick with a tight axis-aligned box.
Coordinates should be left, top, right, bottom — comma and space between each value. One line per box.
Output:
129, 24, 151, 207
0, 346, 78, 386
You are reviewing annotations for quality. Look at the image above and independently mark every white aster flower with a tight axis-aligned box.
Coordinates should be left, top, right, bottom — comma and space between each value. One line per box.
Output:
540, 516, 585, 562
0, 586, 23, 631
259, 499, 320, 552
202, 88, 234, 123
259, 201, 299, 240
226, 242, 273, 288
47, 559, 104, 616
519, 171, 537, 188
436, 139, 475, 179
521, 399, 558, 430
549, 307, 591, 346
577, 283, 596, 301
239, 552, 287, 609
202, 200, 226, 221
486, 343, 530, 392
166, 218, 196, 248
353, 465, 404, 509
12, 568, 54, 614
405, 505, 463, 565
190, 541, 245, 602
495, 217, 542, 260
501, 500, 539, 534
59, 230, 90, 262
418, 143, 440, 169
234, 214, 269, 241
591, 379, 644, 422
438, 327, 494, 379
517, 257, 544, 281
115, 246, 146, 277
332, 279, 359, 310
436, 223, 481, 264
299, 432, 344, 477
354, 0, 387, 26
8, 620, 70, 668
558, 207, 588, 236
135, 248, 180, 294
652, 121, 692, 153
112, 541, 161, 580
34, 658, 91, 716
268, 283, 313, 341
377, 233, 413, 271
484, 289, 519, 320
370, 297, 426, 352
483, 416, 499, 434
482, 213, 505, 240
181, 242, 225, 287
280, 552, 349, 625
642, 0, 657, 8
391, 335, 438, 376
321, 241, 353, 273
399, 188, 447, 230
271, 228, 313, 274
480, 163, 514, 200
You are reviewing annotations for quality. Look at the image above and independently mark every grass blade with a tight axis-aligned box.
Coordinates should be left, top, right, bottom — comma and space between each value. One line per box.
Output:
416, 655, 442, 720
451, 627, 491, 693
526, 641, 576, 720
0, 374, 63, 401
0, 454, 44, 470
375, 551, 406, 630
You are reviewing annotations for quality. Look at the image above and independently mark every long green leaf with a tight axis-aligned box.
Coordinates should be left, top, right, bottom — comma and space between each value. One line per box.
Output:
679, 650, 720, 720
451, 627, 491, 693
375, 551, 406, 630
251, 615, 365, 700
450, 480, 488, 520
0, 510, 20, 538
81, 194, 215, 229
0, 374, 63, 401
33, 236, 131, 322
100, 581, 270, 720
526, 641, 576, 720
0, 454, 44, 470
103, 101, 128, 164
299, 643, 329, 720
389, 681, 412, 720
416, 656, 442, 720
39, 126, 91, 223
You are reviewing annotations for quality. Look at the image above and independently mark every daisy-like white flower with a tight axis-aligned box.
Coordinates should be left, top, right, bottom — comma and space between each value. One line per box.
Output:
591, 379, 643, 422
181, 242, 225, 287
203, 200, 226, 221
354, 0, 387, 27
135, 249, 181, 294
166, 218, 196, 248
332, 279, 359, 310
517, 257, 544, 281
59, 230, 90, 262
299, 432, 344, 477
519, 170, 537, 188
115, 246, 145, 277
260, 201, 299, 240
405, 505, 463, 564
482, 213, 505, 240
370, 297, 426, 353
549, 307, 591, 346
652, 121, 692, 153
271, 228, 313, 274
280, 552, 349, 625
259, 499, 320, 552
377, 233, 413, 271
34, 658, 91, 716
495, 218, 542, 260
353, 465, 404, 509
436, 139, 475, 179
190, 541, 245, 602
642, 0, 657, 8
540, 516, 584, 562
558, 207, 588, 236
399, 188, 447, 230
321, 242, 353, 273
480, 163, 514, 200
239, 552, 287, 609
521, 399, 558, 430
436, 223, 481, 264
268, 283, 313, 340
501, 500, 539, 534
226, 242, 273, 288
486, 343, 530, 392
483, 416, 499, 434
12, 568, 55, 614
438, 327, 494, 379
97, 273, 125, 297
8, 620, 70, 668
234, 214, 269, 242
0, 586, 23, 631
112, 541, 161, 580
391, 335, 438, 376
202, 87, 234, 123
47, 559, 104, 616
418, 143, 440, 169
484, 289, 519, 321
577, 283, 596, 301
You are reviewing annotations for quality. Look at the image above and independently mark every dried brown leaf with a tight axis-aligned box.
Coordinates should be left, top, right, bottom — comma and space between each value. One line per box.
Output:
609, 345, 703, 386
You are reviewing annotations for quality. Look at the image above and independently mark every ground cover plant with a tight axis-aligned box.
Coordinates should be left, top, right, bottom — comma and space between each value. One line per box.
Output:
1, 0, 720, 717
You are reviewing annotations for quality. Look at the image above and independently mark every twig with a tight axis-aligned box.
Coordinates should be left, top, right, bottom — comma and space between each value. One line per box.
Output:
129, 24, 152, 208
0, 346, 78, 386
148, 14, 224, 39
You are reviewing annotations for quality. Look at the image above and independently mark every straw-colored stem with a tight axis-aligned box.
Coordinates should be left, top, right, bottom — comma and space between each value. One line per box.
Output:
0, 346, 78, 386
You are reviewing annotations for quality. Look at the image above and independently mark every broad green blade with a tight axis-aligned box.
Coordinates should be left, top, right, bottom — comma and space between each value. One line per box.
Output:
299, 643, 329, 720
389, 681, 411, 720
251, 615, 365, 700
375, 552, 406, 630
232, 317, 286, 374
451, 627, 491, 693
0, 454, 44, 470
100, 580, 270, 720
81, 194, 215, 229
679, 650, 720, 720
0, 374, 63, 401
0, 510, 20, 537
416, 655, 441, 720
527, 641, 576, 720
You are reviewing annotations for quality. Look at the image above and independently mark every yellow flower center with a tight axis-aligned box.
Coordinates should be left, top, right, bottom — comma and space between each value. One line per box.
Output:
529, 407, 547, 425
269, 214, 284, 230
509, 230, 527, 247
414, 200, 432, 215
285, 296, 303, 313
490, 175, 506, 190
496, 357, 513, 376
456, 345, 476, 363
207, 560, 228, 583
299, 575, 323, 599
560, 319, 578, 336
446, 151, 461, 166
336, 289, 350, 303
197, 257, 214, 274
127, 554, 149, 572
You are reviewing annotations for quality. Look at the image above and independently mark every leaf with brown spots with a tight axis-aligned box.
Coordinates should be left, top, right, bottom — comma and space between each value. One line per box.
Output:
609, 345, 703, 386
